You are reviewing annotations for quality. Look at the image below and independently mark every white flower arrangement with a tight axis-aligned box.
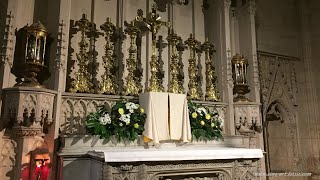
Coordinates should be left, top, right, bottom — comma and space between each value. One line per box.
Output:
99, 113, 112, 125
188, 101, 223, 141
111, 100, 146, 141
85, 100, 146, 141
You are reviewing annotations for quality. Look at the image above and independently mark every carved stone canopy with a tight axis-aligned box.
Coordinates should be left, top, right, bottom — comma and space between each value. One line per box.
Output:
153, 0, 189, 12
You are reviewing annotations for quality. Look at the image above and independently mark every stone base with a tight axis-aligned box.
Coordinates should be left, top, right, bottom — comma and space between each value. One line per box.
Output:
59, 135, 264, 180
61, 152, 261, 180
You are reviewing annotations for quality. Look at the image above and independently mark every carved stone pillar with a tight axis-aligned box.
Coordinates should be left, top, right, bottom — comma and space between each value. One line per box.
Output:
216, 0, 235, 136
234, 102, 266, 178
237, 0, 260, 103
234, 103, 262, 138
1, 87, 55, 179
0, 130, 17, 180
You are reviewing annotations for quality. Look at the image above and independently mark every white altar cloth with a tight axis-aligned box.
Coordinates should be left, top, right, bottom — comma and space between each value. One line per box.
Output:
139, 92, 191, 144
100, 147, 263, 162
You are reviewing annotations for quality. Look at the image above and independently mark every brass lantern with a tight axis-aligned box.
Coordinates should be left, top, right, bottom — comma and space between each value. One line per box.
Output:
231, 54, 250, 102
12, 21, 50, 88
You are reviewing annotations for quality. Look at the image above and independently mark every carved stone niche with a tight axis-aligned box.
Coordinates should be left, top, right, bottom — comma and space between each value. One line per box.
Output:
234, 103, 262, 136
1, 87, 56, 137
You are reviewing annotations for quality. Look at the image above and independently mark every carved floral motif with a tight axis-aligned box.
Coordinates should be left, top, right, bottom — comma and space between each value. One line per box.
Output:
103, 159, 259, 180
0, 130, 16, 180
258, 52, 300, 172
0, 12, 14, 67
55, 20, 67, 71
2, 89, 55, 136
60, 95, 120, 134
234, 105, 261, 136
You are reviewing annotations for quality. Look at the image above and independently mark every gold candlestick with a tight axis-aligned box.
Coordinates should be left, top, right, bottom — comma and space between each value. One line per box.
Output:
123, 21, 142, 96
135, 4, 170, 92
98, 17, 118, 94
202, 38, 220, 101
185, 34, 202, 100
167, 30, 184, 94
70, 14, 93, 93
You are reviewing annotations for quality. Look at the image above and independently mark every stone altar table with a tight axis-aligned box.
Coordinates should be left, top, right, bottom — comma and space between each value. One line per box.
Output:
59, 136, 263, 180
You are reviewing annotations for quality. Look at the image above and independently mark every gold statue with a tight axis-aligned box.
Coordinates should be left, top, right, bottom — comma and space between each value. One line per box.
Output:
202, 38, 220, 101
167, 29, 184, 94
185, 34, 202, 100
98, 17, 118, 94
70, 14, 94, 93
123, 21, 142, 96
135, 4, 170, 92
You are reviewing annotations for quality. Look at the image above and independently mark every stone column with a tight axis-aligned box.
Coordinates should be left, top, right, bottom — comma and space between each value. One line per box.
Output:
1, 87, 55, 179
297, 0, 320, 176
237, 0, 260, 103
0, 130, 17, 180
236, 0, 266, 176
49, 1, 73, 179
0, 0, 36, 120
214, 0, 234, 135
0, 0, 36, 88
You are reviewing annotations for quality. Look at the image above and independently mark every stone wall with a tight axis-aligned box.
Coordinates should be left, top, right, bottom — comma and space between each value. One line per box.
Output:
256, 0, 300, 57
256, 0, 320, 177
301, 0, 320, 176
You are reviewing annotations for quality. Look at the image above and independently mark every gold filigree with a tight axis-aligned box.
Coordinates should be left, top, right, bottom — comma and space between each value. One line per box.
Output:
135, 4, 170, 92
123, 21, 142, 96
201, 39, 220, 101
69, 14, 93, 93
98, 17, 118, 94
185, 34, 202, 100
167, 30, 184, 94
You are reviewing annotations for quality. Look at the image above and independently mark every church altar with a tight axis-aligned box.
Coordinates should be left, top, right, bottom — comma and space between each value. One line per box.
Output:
58, 92, 263, 180
0, 0, 268, 179
59, 134, 263, 180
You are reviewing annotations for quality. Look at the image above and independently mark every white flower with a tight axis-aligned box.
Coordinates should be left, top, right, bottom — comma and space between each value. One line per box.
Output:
119, 123, 123, 126
119, 114, 126, 122
124, 118, 130, 125
196, 107, 207, 115
129, 109, 134, 113
218, 117, 224, 127
99, 117, 107, 125
99, 114, 111, 125
126, 102, 138, 110
119, 114, 131, 123
200, 107, 208, 114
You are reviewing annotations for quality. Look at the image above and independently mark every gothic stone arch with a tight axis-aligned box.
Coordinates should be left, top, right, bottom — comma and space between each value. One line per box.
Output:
258, 52, 300, 172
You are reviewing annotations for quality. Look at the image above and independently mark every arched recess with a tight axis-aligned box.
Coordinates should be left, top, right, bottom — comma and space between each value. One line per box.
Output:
265, 100, 299, 173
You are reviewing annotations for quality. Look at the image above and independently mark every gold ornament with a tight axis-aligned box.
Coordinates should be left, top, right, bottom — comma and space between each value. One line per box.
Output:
135, 4, 170, 92
232, 54, 250, 102
123, 21, 142, 96
201, 38, 220, 101
12, 21, 50, 88
98, 17, 118, 94
167, 30, 184, 94
185, 34, 202, 100
69, 14, 93, 93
